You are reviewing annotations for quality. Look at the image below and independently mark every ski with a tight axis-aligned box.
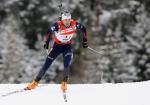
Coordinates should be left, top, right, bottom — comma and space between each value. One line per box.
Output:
63, 91, 67, 102
1, 88, 27, 97
1, 84, 48, 97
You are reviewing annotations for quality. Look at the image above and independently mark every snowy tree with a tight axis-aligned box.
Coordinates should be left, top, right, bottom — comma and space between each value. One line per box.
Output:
0, 14, 29, 83
0, 0, 150, 83
0, 14, 64, 83
71, 0, 150, 83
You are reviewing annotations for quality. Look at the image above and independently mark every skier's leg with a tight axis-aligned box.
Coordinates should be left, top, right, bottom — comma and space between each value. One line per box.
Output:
35, 45, 62, 82
61, 45, 72, 92
26, 44, 62, 90
62, 46, 73, 82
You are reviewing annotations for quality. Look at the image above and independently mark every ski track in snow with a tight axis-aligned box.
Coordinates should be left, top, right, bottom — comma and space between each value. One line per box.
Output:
0, 81, 150, 105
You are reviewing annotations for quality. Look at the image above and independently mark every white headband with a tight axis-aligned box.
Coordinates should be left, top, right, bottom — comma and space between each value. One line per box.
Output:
62, 13, 71, 20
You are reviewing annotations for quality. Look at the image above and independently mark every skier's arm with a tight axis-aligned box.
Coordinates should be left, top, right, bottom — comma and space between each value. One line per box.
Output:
76, 22, 88, 48
44, 22, 58, 49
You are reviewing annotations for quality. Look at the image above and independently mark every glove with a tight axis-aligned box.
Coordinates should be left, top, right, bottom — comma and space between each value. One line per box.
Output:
82, 41, 88, 48
43, 43, 49, 49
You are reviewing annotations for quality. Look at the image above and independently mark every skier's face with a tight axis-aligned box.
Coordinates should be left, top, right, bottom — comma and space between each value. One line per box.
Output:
62, 19, 71, 27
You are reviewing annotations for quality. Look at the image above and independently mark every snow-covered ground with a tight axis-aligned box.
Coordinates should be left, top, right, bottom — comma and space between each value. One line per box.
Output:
0, 81, 150, 105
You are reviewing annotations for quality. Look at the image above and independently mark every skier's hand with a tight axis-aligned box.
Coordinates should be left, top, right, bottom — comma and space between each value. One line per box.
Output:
82, 41, 88, 48
43, 43, 49, 49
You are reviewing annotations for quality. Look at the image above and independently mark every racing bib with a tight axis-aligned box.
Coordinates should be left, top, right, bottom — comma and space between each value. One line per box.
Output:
54, 32, 74, 43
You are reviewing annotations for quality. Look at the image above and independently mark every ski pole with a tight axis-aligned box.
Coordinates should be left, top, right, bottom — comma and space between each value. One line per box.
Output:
87, 46, 105, 83
46, 49, 49, 54
46, 49, 52, 55
87, 46, 104, 55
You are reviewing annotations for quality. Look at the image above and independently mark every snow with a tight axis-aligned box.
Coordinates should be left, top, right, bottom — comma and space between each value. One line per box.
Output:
0, 81, 150, 105
100, 10, 112, 25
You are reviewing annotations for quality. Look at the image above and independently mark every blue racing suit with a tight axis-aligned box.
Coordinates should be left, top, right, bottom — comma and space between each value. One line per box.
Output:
34, 20, 87, 82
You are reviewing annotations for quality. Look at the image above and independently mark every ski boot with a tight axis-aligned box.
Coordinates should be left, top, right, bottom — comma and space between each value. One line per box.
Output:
25, 80, 39, 90
61, 76, 68, 92
61, 81, 67, 92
